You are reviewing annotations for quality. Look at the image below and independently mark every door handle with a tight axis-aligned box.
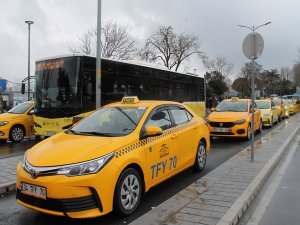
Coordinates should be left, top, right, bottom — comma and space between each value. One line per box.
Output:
171, 134, 178, 139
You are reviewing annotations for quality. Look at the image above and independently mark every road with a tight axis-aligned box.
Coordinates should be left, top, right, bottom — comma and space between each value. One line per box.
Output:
0, 121, 284, 225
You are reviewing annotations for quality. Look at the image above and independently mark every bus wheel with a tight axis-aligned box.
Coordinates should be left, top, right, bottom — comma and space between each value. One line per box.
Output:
114, 168, 142, 216
9, 125, 24, 143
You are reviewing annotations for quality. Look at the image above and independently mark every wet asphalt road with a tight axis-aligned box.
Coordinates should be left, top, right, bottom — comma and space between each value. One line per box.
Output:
0, 121, 287, 225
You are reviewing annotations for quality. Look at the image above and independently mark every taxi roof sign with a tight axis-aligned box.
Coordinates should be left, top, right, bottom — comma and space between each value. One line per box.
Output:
231, 97, 239, 102
121, 96, 140, 104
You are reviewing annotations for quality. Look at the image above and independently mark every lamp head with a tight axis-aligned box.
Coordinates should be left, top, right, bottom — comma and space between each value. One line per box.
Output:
25, 21, 34, 25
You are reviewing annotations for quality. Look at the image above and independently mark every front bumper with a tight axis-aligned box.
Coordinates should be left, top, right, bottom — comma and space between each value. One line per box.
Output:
262, 116, 272, 126
0, 125, 10, 139
16, 162, 118, 218
207, 122, 248, 137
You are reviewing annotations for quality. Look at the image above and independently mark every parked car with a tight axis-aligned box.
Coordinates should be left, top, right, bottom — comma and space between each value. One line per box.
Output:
255, 99, 278, 127
16, 97, 210, 218
206, 97, 262, 140
283, 99, 296, 115
0, 101, 34, 142
271, 97, 285, 121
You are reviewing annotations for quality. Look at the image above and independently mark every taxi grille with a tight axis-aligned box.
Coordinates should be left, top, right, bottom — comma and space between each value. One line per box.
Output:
211, 132, 234, 135
16, 189, 98, 213
208, 122, 235, 128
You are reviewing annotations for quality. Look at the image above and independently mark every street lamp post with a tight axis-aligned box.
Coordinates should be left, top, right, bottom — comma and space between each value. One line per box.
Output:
25, 20, 34, 101
239, 22, 271, 162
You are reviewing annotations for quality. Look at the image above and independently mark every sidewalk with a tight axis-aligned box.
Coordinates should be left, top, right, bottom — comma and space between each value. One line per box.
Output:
131, 114, 300, 225
0, 155, 22, 194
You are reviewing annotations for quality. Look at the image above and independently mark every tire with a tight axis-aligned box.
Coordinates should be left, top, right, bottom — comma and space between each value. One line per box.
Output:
114, 168, 142, 217
270, 118, 273, 127
275, 116, 279, 124
257, 120, 262, 133
9, 125, 25, 143
192, 141, 207, 172
246, 124, 251, 141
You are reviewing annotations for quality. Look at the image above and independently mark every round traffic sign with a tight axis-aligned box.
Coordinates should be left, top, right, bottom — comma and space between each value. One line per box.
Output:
242, 32, 264, 60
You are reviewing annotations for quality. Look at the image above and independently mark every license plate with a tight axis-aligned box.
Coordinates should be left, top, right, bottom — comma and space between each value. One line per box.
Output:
46, 131, 56, 136
214, 127, 230, 132
21, 182, 47, 199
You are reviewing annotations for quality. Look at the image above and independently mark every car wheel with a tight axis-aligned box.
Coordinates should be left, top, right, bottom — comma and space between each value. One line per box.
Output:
114, 168, 142, 216
246, 124, 251, 141
9, 125, 24, 143
257, 120, 263, 133
193, 141, 206, 172
275, 116, 279, 124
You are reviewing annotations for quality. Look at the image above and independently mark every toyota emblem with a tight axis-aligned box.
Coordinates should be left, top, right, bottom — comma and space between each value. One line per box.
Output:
29, 169, 40, 179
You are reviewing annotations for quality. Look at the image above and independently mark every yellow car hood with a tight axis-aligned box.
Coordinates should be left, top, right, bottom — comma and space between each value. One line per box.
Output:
27, 132, 126, 167
208, 112, 248, 122
0, 112, 23, 120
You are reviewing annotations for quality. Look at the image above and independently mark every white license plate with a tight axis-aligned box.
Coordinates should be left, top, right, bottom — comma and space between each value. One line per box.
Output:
21, 182, 47, 199
46, 131, 56, 136
214, 127, 230, 132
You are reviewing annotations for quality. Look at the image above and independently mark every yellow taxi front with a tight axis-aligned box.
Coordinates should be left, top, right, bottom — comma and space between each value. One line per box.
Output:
206, 98, 262, 140
255, 100, 278, 127
284, 99, 296, 115
0, 101, 34, 142
272, 98, 285, 121
16, 97, 210, 218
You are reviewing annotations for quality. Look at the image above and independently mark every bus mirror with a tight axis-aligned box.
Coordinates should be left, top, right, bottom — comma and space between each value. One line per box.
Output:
21, 83, 25, 94
87, 82, 93, 96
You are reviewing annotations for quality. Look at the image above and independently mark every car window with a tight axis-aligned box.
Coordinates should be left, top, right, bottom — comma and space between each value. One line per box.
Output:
8, 103, 33, 114
145, 109, 172, 131
170, 108, 191, 125
216, 101, 248, 112
71, 106, 147, 137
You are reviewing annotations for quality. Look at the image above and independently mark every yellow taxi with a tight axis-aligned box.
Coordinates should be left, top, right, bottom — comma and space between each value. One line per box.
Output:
255, 99, 278, 127
271, 97, 285, 121
16, 97, 210, 218
206, 97, 262, 140
0, 101, 34, 143
283, 99, 296, 116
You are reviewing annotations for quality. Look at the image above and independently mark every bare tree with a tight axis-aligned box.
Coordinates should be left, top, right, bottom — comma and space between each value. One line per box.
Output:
293, 63, 300, 86
140, 25, 202, 71
69, 29, 95, 55
280, 66, 293, 81
70, 21, 137, 60
202, 55, 233, 78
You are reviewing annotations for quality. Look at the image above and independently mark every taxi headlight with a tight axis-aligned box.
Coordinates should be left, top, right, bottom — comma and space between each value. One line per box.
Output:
21, 151, 28, 170
233, 119, 246, 125
57, 152, 114, 176
0, 121, 8, 126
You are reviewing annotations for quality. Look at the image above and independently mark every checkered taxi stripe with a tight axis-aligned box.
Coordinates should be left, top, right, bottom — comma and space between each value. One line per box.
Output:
114, 121, 198, 158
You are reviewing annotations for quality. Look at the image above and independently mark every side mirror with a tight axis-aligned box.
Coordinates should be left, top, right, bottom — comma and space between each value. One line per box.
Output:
145, 126, 163, 137
21, 83, 25, 94
29, 109, 35, 115
211, 108, 216, 112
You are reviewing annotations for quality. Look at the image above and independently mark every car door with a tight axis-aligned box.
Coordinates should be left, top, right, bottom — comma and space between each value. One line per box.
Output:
24, 105, 35, 135
169, 106, 195, 170
142, 107, 179, 187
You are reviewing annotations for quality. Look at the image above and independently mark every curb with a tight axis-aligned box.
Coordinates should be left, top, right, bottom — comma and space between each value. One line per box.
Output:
0, 182, 15, 195
216, 123, 300, 225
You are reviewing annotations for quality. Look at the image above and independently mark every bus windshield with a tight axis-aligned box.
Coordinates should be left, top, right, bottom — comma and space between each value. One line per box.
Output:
35, 57, 80, 116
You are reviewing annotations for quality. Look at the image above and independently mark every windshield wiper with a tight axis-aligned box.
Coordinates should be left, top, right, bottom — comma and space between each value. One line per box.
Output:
67, 129, 78, 134
114, 107, 137, 126
75, 131, 114, 137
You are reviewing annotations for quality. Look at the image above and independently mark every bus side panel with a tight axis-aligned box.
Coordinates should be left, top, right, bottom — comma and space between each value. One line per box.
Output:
183, 102, 206, 118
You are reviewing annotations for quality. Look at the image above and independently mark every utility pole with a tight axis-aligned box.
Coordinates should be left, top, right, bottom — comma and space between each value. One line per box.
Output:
25, 21, 34, 101
96, 0, 102, 108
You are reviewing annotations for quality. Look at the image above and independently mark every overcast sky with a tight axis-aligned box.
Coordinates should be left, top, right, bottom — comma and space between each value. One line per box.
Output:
1, 0, 300, 85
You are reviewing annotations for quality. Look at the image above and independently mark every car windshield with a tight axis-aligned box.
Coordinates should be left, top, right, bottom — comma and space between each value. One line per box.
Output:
256, 101, 270, 109
287, 99, 293, 105
8, 103, 32, 114
70, 106, 147, 137
216, 101, 248, 112
273, 100, 280, 106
